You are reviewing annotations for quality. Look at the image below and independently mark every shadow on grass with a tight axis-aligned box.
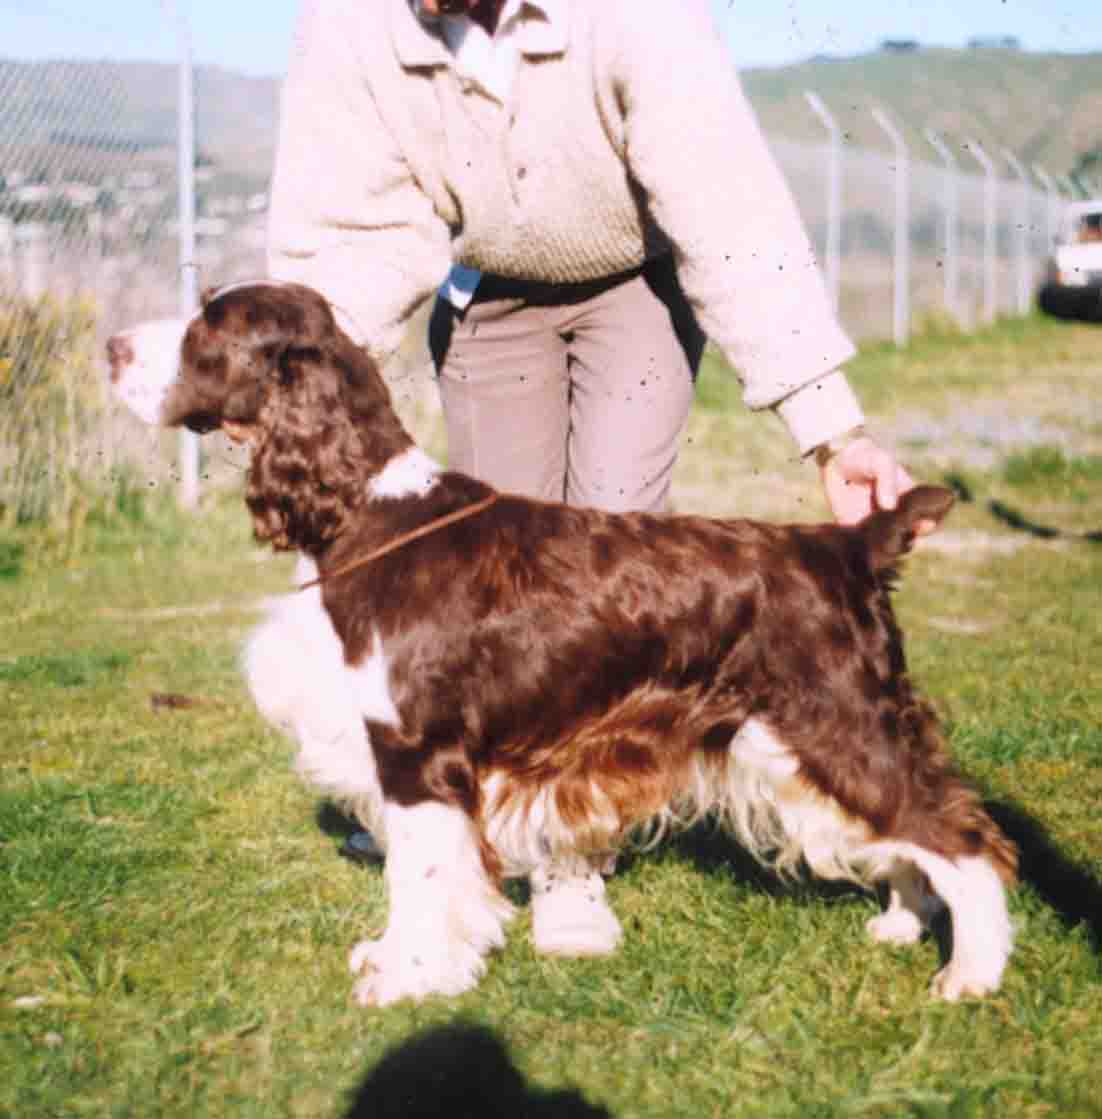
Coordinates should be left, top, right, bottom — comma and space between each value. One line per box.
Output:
944, 471, 1102, 544
659, 824, 960, 972
316, 801, 362, 842
343, 1021, 613, 1119
662, 823, 863, 902
316, 802, 388, 866
986, 797, 1102, 952
670, 801, 1102, 961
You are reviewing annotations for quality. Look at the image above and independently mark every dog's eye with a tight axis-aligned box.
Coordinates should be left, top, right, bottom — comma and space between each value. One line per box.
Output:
196, 353, 227, 376
277, 351, 297, 387
276, 346, 322, 386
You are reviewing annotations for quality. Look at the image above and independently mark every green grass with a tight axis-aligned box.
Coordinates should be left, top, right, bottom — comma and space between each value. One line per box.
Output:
2, 316, 1101, 1118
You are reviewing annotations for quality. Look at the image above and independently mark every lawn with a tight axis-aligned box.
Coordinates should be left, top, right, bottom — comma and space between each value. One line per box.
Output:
2, 314, 1100, 1118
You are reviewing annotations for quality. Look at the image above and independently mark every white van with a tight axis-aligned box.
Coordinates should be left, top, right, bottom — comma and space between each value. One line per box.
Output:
1039, 200, 1102, 320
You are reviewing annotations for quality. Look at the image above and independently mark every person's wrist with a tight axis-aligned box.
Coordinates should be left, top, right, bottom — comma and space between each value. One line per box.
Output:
810, 425, 867, 469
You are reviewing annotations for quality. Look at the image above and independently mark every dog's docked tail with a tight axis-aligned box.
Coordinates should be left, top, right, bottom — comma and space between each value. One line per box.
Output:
860, 485, 955, 575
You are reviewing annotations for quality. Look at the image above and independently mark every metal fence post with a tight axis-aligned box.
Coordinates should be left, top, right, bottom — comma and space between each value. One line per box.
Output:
1032, 165, 1060, 251
871, 108, 909, 345
171, 0, 201, 509
965, 139, 998, 323
14, 222, 48, 301
803, 91, 841, 314
1002, 150, 1032, 315
1057, 174, 1082, 201
924, 129, 960, 322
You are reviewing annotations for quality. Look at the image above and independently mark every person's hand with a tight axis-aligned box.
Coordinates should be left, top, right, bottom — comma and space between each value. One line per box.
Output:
818, 434, 935, 533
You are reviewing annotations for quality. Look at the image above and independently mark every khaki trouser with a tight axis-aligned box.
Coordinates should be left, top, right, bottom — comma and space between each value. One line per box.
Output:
429, 257, 705, 514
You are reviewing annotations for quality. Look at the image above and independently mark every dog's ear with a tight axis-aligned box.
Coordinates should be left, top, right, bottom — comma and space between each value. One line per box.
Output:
861, 485, 954, 574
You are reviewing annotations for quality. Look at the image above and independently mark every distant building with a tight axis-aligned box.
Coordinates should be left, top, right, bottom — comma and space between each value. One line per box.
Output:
122, 170, 158, 190
880, 39, 920, 53
59, 183, 99, 207
13, 184, 51, 205
967, 36, 1021, 50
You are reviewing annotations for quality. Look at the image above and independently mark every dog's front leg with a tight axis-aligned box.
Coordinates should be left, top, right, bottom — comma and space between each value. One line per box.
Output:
349, 801, 514, 1007
530, 861, 623, 958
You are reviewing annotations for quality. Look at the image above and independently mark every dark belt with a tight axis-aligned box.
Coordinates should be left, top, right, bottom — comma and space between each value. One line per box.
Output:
470, 264, 647, 307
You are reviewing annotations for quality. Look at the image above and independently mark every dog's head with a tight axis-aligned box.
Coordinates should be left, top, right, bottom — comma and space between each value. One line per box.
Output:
107, 282, 410, 551
107, 282, 348, 439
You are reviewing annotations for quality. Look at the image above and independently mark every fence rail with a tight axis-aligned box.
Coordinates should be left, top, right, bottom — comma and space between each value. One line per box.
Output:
0, 47, 1087, 519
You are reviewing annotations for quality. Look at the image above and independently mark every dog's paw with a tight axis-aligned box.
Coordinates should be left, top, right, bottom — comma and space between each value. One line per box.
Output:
530, 871, 622, 958
348, 936, 483, 1007
929, 961, 1001, 1002
348, 937, 384, 979
866, 908, 924, 946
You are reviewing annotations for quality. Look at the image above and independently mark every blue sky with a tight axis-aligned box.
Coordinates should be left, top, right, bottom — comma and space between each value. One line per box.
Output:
2, 0, 1099, 76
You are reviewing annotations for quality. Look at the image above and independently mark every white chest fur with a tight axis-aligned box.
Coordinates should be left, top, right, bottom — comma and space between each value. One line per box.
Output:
242, 571, 392, 843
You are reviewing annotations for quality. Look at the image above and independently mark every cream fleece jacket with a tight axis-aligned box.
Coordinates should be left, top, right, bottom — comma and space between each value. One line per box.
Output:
268, 0, 863, 452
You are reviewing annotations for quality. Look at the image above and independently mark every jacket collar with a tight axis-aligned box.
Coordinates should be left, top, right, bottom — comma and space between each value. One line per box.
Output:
391, 0, 569, 69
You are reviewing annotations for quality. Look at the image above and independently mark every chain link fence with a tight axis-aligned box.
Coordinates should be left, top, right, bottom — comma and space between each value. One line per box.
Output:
778, 135, 1055, 341
1, 39, 1070, 528
0, 52, 268, 535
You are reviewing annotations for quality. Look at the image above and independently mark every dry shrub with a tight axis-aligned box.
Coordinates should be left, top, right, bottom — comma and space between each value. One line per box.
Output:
0, 294, 113, 553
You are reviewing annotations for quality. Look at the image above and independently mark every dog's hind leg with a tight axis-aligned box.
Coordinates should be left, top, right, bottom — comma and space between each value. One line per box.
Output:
893, 846, 1013, 1000
723, 721, 1013, 999
349, 801, 514, 1006
866, 860, 943, 946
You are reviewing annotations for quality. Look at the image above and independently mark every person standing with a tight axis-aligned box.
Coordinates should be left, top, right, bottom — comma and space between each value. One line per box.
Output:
268, 0, 921, 524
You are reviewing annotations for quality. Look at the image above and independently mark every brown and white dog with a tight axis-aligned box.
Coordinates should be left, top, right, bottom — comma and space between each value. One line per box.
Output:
106, 282, 1016, 1006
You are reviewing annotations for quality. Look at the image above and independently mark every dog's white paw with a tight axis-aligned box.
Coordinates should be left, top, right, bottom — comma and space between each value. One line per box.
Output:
348, 937, 384, 979
348, 935, 484, 1007
866, 908, 924, 946
929, 960, 1002, 1002
530, 869, 622, 958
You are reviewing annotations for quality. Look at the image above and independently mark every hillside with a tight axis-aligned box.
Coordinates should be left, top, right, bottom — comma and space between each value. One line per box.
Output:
743, 47, 1102, 177
0, 60, 279, 193
1, 45, 1099, 190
